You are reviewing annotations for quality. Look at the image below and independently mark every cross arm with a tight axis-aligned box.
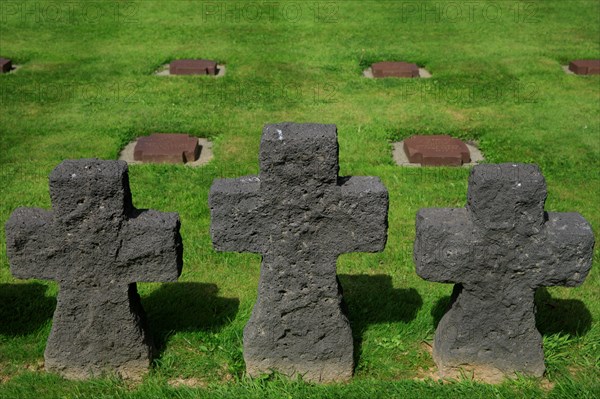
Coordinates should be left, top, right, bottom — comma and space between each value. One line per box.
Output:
535, 212, 595, 287
414, 207, 474, 284
117, 209, 182, 283
209, 176, 265, 253
5, 207, 58, 281
336, 176, 389, 254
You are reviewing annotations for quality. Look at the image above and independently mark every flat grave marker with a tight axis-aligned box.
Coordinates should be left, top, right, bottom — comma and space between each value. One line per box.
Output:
155, 59, 225, 76
133, 133, 200, 164
364, 61, 431, 78
0, 58, 13, 73
403, 135, 471, 166
392, 135, 482, 167
170, 59, 218, 75
372, 61, 419, 78
568, 60, 600, 75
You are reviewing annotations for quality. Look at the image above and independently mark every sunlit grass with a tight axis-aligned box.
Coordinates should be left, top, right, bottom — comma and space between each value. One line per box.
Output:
0, 1, 599, 398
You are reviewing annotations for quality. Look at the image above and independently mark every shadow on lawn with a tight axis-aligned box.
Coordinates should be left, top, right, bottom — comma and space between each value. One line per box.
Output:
0, 282, 55, 335
339, 274, 422, 366
430, 286, 592, 336
534, 287, 592, 336
143, 282, 239, 354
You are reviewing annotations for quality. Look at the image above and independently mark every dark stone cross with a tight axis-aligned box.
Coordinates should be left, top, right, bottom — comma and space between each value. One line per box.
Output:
414, 163, 594, 380
5, 159, 183, 379
209, 123, 389, 382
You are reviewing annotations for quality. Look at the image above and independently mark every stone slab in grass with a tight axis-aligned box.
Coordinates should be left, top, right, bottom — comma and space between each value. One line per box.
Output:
134, 133, 200, 164
392, 136, 483, 167
119, 135, 213, 166
170, 59, 218, 75
364, 61, 431, 78
567, 60, 600, 75
155, 59, 226, 77
5, 159, 183, 380
373, 61, 419, 78
414, 163, 595, 383
404, 135, 470, 166
0, 58, 13, 73
209, 122, 389, 383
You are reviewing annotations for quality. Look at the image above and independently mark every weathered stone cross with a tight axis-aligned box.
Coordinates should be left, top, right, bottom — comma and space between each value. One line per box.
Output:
414, 163, 594, 381
5, 159, 183, 379
209, 123, 389, 382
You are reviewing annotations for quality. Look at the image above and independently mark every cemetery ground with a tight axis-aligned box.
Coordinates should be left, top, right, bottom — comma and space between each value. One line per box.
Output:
0, 1, 598, 398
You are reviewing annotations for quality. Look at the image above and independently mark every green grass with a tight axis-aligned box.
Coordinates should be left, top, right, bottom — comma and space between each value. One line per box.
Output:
1, 1, 599, 398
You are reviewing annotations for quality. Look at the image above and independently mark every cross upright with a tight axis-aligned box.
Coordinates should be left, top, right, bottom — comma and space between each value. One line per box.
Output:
5, 159, 183, 379
209, 123, 389, 382
414, 163, 594, 380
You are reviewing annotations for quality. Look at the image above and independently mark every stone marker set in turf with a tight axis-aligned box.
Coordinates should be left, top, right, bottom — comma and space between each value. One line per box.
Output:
403, 135, 471, 166
4, 124, 595, 383
568, 59, 600, 75
0, 58, 13, 73
170, 59, 218, 75
155, 59, 225, 77
372, 61, 419, 78
134, 133, 200, 164
119, 134, 213, 167
364, 61, 432, 78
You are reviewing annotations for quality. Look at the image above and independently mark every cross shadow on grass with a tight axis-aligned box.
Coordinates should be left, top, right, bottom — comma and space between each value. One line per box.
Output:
0, 283, 55, 336
142, 282, 239, 355
338, 274, 422, 367
535, 287, 592, 336
430, 285, 592, 336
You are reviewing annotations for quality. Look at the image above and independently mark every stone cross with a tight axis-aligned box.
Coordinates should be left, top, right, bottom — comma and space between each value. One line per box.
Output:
209, 123, 389, 382
5, 159, 183, 379
414, 163, 594, 381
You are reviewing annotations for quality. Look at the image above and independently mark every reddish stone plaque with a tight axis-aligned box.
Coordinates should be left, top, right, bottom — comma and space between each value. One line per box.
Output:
0, 58, 12, 73
169, 59, 218, 75
568, 60, 600, 75
134, 134, 200, 164
372, 62, 419, 78
404, 135, 470, 166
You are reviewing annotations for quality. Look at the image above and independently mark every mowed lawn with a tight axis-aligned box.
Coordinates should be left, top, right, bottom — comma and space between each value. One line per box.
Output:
0, 1, 599, 398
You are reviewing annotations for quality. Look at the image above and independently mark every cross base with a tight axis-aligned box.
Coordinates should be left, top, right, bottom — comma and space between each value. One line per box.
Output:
432, 284, 545, 381
242, 268, 354, 383
243, 308, 354, 383
245, 358, 353, 383
44, 283, 154, 380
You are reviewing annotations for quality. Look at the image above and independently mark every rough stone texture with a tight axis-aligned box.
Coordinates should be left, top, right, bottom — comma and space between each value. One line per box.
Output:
404, 135, 471, 166
568, 60, 600, 75
414, 163, 595, 380
209, 123, 389, 382
169, 59, 218, 75
5, 159, 183, 379
371, 61, 419, 78
0, 58, 12, 73
133, 133, 200, 164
